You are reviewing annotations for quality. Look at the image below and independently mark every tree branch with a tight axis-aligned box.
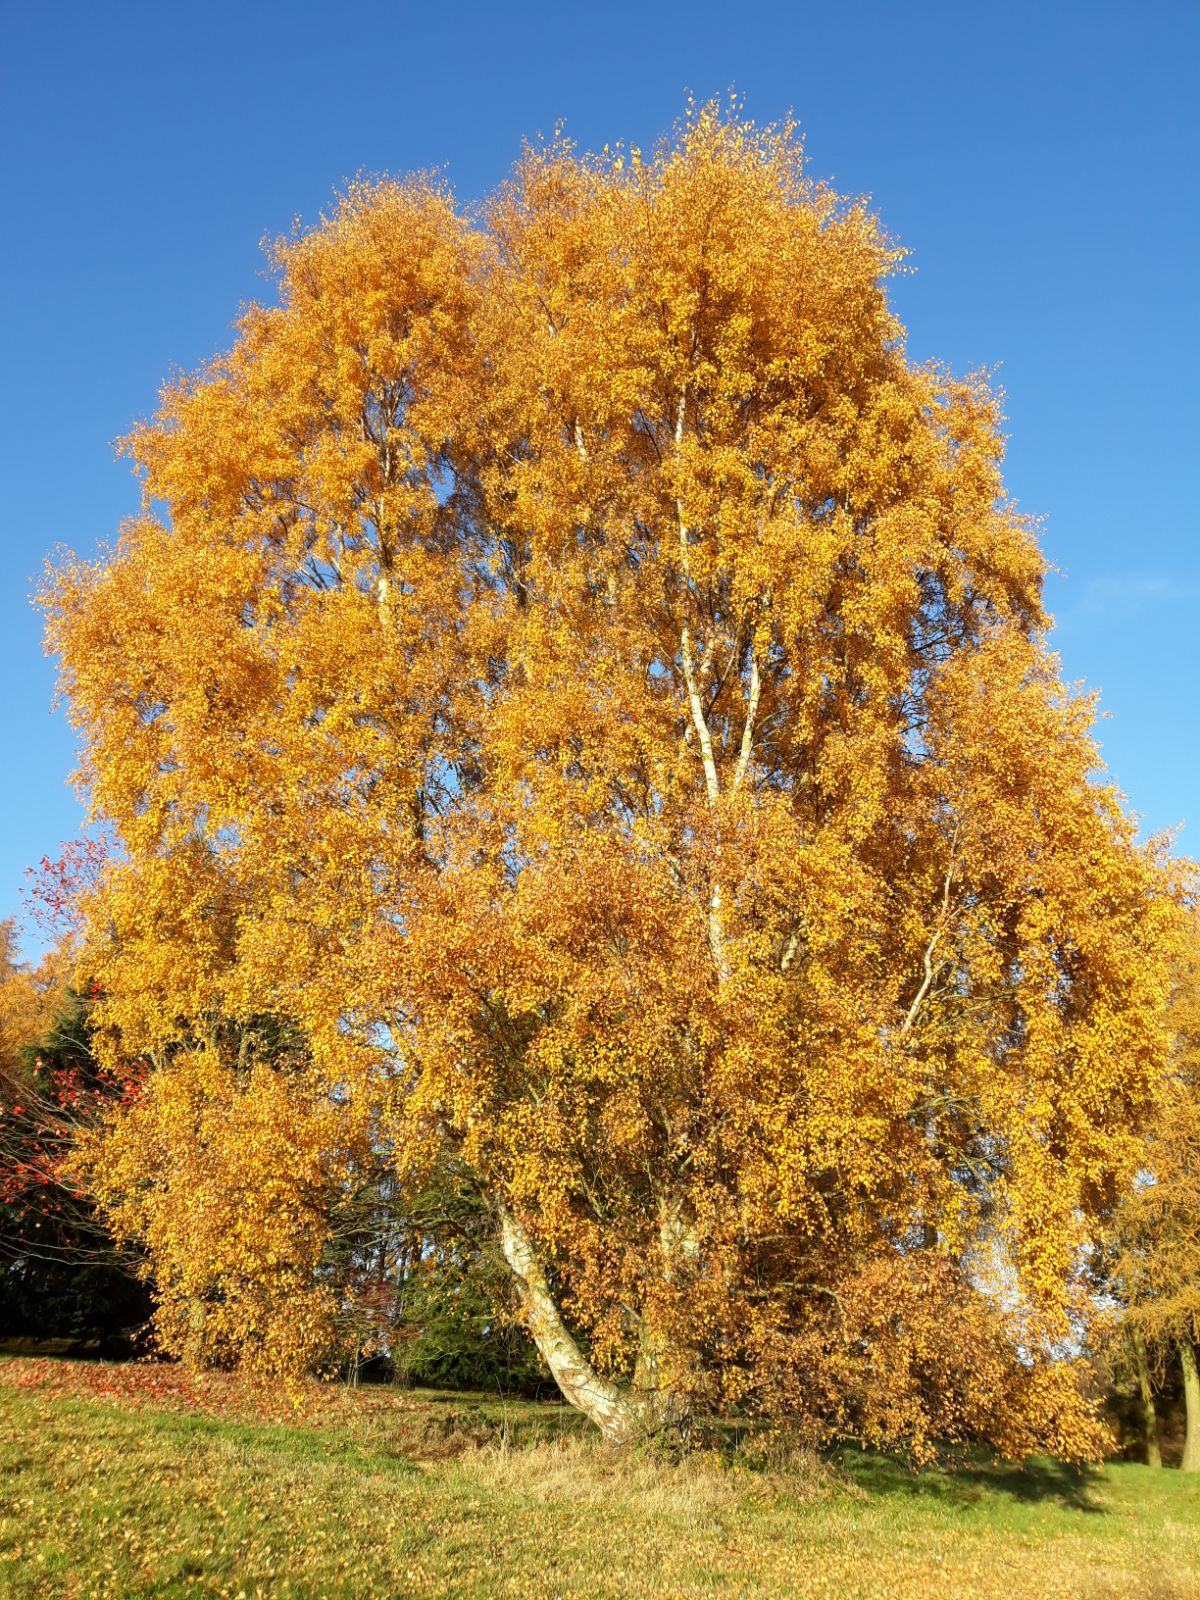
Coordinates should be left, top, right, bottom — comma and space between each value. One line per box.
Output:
900, 834, 959, 1038
731, 645, 761, 796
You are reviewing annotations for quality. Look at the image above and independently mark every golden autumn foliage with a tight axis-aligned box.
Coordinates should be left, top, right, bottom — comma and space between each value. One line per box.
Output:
1107, 915, 1200, 1467
1120, 919, 1200, 1348
0, 921, 67, 1094
79, 1029, 373, 1385
41, 105, 1182, 1453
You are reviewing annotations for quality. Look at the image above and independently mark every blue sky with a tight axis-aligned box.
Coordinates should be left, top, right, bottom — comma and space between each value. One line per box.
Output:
2, 0, 1197, 958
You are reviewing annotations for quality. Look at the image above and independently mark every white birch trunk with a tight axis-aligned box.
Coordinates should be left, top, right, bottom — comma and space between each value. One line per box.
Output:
1181, 1338, 1200, 1473
496, 1203, 651, 1444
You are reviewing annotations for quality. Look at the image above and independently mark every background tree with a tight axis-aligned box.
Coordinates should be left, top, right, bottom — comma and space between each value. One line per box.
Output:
0, 920, 63, 1085
0, 961, 152, 1349
377, 1170, 549, 1395
0, 919, 66, 1336
82, 1009, 544, 1391
1104, 917, 1200, 1469
42, 105, 1180, 1454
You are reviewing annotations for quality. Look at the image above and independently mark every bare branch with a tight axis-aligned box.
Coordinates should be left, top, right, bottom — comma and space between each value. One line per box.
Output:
680, 625, 721, 806
900, 833, 960, 1038
732, 645, 761, 796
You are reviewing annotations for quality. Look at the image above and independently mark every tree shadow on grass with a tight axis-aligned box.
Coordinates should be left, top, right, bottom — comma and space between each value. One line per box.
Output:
834, 1445, 1103, 1513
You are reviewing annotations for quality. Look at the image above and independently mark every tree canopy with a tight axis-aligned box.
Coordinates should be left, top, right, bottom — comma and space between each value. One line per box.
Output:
41, 105, 1182, 1455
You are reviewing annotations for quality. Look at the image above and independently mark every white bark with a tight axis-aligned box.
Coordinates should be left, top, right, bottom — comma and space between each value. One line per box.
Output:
674, 386, 732, 988
731, 647, 761, 796
496, 1203, 644, 1444
1181, 1339, 1200, 1473
901, 839, 959, 1037
680, 623, 721, 808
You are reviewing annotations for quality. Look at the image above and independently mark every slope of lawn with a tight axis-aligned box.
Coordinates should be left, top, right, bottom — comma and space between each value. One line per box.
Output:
0, 1358, 1197, 1599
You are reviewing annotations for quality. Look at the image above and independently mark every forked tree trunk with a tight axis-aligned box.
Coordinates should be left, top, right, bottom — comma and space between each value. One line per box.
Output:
1180, 1339, 1200, 1473
496, 1203, 673, 1445
1130, 1326, 1162, 1469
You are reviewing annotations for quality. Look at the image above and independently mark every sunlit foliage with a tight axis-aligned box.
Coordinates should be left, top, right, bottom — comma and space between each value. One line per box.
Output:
41, 104, 1181, 1453
1106, 916, 1200, 1467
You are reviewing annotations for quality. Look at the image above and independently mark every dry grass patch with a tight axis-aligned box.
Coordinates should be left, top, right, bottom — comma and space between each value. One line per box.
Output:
459, 1431, 836, 1515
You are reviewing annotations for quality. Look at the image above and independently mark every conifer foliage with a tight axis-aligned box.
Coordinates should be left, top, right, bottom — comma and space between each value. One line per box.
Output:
0, 942, 150, 1348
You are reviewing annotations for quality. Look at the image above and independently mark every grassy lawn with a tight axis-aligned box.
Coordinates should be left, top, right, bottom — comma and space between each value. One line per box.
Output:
1, 1360, 1197, 1598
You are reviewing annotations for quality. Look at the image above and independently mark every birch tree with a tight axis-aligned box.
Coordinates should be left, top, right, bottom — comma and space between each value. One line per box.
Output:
42, 105, 1180, 1456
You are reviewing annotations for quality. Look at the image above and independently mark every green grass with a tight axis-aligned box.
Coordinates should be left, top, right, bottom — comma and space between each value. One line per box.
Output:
1, 1362, 1198, 1598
